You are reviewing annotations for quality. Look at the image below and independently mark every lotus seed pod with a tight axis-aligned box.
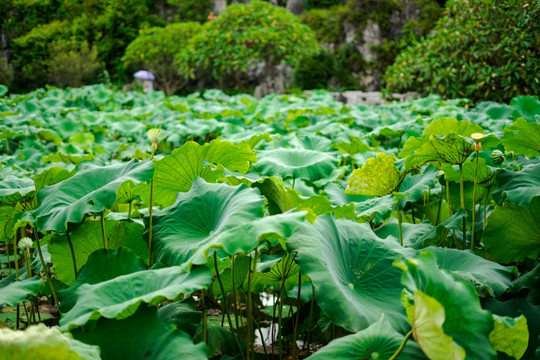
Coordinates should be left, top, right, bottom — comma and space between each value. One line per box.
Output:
491, 150, 504, 165
471, 133, 484, 142
18, 237, 33, 250
505, 151, 514, 158
147, 128, 163, 151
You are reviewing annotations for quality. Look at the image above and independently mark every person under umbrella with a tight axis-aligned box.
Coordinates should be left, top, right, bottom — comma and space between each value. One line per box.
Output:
133, 70, 155, 93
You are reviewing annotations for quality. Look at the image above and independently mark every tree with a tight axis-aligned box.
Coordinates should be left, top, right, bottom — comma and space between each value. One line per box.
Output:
177, 1, 321, 94
123, 22, 200, 95
384, 0, 540, 102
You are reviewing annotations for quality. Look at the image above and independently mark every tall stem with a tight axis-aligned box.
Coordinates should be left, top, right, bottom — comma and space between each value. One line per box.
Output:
305, 284, 315, 354
5, 238, 11, 274
148, 146, 155, 268
231, 256, 240, 336
459, 164, 466, 248
435, 184, 444, 226
292, 269, 302, 360
246, 249, 258, 360
483, 186, 490, 230
396, 198, 403, 246
128, 202, 132, 220
214, 252, 245, 360
14, 233, 19, 281
201, 289, 207, 344
389, 330, 413, 360
100, 212, 108, 249
32, 231, 60, 312
446, 181, 460, 249
66, 232, 78, 279
471, 152, 479, 250
277, 254, 290, 360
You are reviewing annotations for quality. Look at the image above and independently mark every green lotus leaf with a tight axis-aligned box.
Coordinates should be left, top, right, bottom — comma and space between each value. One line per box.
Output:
354, 195, 395, 223
68, 132, 95, 153
49, 219, 148, 284
306, 316, 426, 360
421, 247, 515, 297
158, 300, 202, 336
332, 136, 371, 155
0, 85, 7, 97
0, 276, 41, 307
489, 315, 529, 359
423, 117, 484, 138
253, 255, 306, 293
254, 148, 338, 182
346, 153, 402, 196
286, 214, 413, 332
211, 254, 251, 295
34, 167, 73, 192
59, 265, 211, 331
395, 252, 497, 359
397, 167, 438, 207
492, 163, 540, 207
72, 305, 207, 360
153, 140, 256, 207
483, 198, 540, 263
152, 178, 263, 265
42, 152, 96, 164
58, 248, 147, 313
200, 318, 243, 358
407, 291, 465, 360
510, 95, 540, 122
0, 324, 101, 360
0, 175, 34, 199
442, 157, 497, 187
430, 134, 474, 165
33, 159, 154, 232
501, 118, 540, 157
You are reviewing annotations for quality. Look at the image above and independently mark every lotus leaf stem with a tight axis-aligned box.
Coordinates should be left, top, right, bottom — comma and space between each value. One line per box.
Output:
277, 253, 290, 360
32, 230, 60, 313
66, 232, 78, 279
231, 256, 241, 336
100, 211, 108, 249
483, 188, 489, 229
148, 177, 155, 267
128, 202, 132, 220
446, 181, 460, 249
411, 205, 416, 225
389, 330, 413, 360
305, 283, 315, 354
251, 313, 269, 360
459, 164, 466, 248
201, 289, 207, 344
395, 198, 403, 246
292, 268, 302, 360
471, 152, 480, 249
5, 238, 11, 274
246, 249, 259, 360
435, 184, 444, 226
214, 252, 245, 360
14, 233, 19, 281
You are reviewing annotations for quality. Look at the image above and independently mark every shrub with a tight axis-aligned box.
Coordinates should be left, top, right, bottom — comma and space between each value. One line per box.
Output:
294, 50, 338, 90
165, 0, 212, 23
123, 22, 201, 95
384, 0, 540, 102
47, 39, 102, 88
0, 56, 14, 86
177, 1, 321, 85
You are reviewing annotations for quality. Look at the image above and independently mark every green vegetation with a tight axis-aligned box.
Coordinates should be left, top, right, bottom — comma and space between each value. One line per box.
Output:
1, 85, 539, 359
384, 0, 540, 102
123, 22, 201, 95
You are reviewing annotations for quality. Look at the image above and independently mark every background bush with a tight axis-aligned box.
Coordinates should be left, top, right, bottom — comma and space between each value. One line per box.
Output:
384, 0, 540, 102
123, 22, 201, 95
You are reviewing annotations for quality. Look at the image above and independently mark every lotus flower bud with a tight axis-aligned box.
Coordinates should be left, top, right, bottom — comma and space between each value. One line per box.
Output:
18, 237, 33, 250
147, 128, 163, 150
491, 150, 504, 165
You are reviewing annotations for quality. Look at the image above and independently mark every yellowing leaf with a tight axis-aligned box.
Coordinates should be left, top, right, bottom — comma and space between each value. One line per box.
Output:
346, 153, 401, 196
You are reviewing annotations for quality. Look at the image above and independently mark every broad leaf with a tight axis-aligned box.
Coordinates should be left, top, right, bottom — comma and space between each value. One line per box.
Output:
489, 315, 529, 359
72, 305, 207, 360
0, 324, 100, 360
33, 160, 154, 232
59, 266, 211, 331
286, 215, 413, 332
255, 148, 338, 182
346, 153, 401, 196
306, 316, 426, 360
492, 163, 540, 206
501, 118, 540, 157
395, 252, 497, 360
48, 220, 148, 284
153, 140, 256, 207
483, 199, 540, 263
0, 276, 42, 307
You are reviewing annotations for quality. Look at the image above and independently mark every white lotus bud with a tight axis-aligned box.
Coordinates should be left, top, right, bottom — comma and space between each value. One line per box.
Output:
18, 237, 33, 250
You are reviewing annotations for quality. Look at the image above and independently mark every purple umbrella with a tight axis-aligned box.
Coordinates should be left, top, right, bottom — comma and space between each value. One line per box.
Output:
133, 70, 155, 80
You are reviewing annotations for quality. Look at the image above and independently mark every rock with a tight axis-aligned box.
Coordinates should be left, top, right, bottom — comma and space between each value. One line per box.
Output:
286, 0, 304, 15
254, 63, 290, 98
212, 0, 227, 15
358, 20, 382, 62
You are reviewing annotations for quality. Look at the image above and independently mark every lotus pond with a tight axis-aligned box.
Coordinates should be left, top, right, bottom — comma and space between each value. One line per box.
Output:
0, 84, 539, 359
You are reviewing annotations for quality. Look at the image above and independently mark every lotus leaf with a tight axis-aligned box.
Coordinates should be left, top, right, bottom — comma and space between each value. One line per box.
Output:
0, 324, 101, 360
255, 148, 338, 182
33, 159, 154, 232
286, 214, 413, 332
489, 315, 529, 359
153, 140, 256, 207
501, 118, 540, 157
306, 316, 426, 360
346, 153, 402, 196
0, 276, 41, 307
483, 198, 540, 263
395, 252, 497, 359
59, 266, 211, 331
492, 163, 540, 206
72, 305, 207, 360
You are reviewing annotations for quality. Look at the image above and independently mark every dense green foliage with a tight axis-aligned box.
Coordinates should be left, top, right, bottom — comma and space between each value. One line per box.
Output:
1, 84, 539, 359
177, 1, 321, 87
384, 0, 540, 102
123, 22, 201, 95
